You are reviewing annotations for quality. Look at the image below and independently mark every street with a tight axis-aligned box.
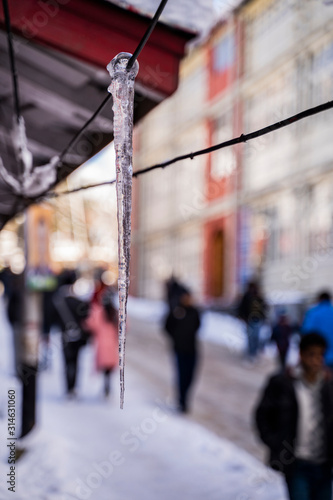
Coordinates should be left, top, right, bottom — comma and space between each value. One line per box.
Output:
0, 297, 287, 500
125, 311, 278, 463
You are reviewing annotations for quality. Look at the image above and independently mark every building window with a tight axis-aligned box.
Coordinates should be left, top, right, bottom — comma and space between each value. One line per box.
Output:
210, 113, 236, 181
213, 33, 235, 74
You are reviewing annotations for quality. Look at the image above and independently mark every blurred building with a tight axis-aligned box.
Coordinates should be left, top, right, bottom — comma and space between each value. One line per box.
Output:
241, 0, 333, 300
132, 0, 333, 304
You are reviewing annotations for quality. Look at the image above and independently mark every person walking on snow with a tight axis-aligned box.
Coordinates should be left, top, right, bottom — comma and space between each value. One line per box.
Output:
85, 284, 118, 398
53, 269, 90, 398
238, 281, 267, 360
164, 290, 201, 413
255, 332, 333, 500
271, 310, 294, 369
302, 290, 333, 371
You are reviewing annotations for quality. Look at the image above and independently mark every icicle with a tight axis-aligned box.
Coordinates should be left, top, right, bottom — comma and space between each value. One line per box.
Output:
0, 155, 59, 197
12, 116, 33, 176
107, 53, 139, 409
0, 116, 59, 197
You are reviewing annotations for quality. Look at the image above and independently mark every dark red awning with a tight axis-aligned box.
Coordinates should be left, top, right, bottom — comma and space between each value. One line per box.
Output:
1, 0, 194, 97
0, 0, 195, 228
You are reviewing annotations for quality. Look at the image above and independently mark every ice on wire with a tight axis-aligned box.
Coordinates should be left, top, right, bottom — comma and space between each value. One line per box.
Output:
0, 116, 59, 197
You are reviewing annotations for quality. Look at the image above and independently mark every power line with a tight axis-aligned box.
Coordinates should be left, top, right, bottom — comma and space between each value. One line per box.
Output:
58, 94, 111, 164
45, 98, 333, 199
2, 0, 170, 171
46, 180, 116, 198
126, 0, 169, 71
2, 0, 20, 122
57, 0, 169, 164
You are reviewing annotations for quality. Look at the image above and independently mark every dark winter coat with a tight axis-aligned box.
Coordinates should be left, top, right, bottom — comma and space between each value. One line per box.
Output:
271, 324, 293, 354
165, 278, 188, 310
164, 305, 201, 354
238, 291, 267, 323
255, 371, 333, 476
53, 286, 90, 345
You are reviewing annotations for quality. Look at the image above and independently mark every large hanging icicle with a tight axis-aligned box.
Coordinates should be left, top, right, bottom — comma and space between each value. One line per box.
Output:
107, 53, 139, 408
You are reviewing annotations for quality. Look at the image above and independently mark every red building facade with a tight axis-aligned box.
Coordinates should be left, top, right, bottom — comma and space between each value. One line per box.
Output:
203, 17, 244, 303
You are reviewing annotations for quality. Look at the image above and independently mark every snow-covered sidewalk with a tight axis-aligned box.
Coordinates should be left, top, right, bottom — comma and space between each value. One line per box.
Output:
126, 295, 300, 364
0, 296, 288, 500
126, 295, 249, 349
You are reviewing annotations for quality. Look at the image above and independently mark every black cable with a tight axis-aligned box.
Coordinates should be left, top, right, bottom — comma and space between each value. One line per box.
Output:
40, 0, 170, 186
46, 180, 115, 198
46, 98, 333, 199
2, 0, 20, 122
1, 0, 169, 212
2, 0, 169, 172
53, 0, 169, 164
49, 0, 170, 164
126, 0, 169, 71
58, 94, 111, 163
133, 99, 333, 175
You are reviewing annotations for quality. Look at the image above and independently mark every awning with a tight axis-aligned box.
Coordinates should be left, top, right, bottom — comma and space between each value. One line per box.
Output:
0, 0, 195, 228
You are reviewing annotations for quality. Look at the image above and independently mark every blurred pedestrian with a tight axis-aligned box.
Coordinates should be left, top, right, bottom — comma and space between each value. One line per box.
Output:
271, 310, 293, 369
39, 270, 58, 370
53, 269, 90, 398
3, 270, 24, 375
85, 283, 118, 398
5, 270, 24, 327
0, 263, 13, 300
165, 275, 188, 311
255, 332, 333, 500
302, 290, 333, 371
238, 281, 267, 360
164, 290, 201, 413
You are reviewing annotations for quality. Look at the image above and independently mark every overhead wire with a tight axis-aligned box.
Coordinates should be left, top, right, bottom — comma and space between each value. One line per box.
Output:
57, 0, 169, 165
1, 0, 169, 171
126, 0, 169, 71
58, 94, 111, 164
2, 0, 20, 123
44, 98, 333, 199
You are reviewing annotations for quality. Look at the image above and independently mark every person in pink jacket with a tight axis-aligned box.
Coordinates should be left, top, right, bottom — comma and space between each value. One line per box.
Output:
85, 285, 118, 397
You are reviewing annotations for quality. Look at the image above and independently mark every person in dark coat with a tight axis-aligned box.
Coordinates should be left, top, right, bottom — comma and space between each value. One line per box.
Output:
39, 272, 59, 370
164, 290, 201, 413
238, 281, 267, 360
165, 275, 188, 311
255, 332, 333, 500
271, 310, 294, 368
3, 270, 24, 375
53, 269, 90, 397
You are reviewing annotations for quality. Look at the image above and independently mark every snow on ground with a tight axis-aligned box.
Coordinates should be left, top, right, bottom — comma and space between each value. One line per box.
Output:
128, 296, 269, 355
127, 295, 250, 352
126, 295, 300, 364
0, 296, 288, 500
